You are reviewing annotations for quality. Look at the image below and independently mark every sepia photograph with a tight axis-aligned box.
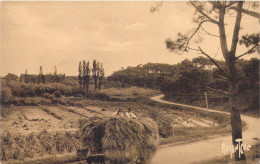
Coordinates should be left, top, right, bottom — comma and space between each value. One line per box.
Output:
0, 1, 260, 163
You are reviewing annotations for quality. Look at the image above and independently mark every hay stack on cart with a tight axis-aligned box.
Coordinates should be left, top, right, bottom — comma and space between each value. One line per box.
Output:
79, 116, 159, 163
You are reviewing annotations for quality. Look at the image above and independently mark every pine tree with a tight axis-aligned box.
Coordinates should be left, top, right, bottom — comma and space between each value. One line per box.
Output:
92, 60, 99, 95
82, 61, 86, 96
54, 66, 57, 75
85, 61, 91, 96
38, 66, 45, 84
78, 61, 83, 92
24, 69, 28, 83
54, 66, 59, 82
98, 63, 104, 90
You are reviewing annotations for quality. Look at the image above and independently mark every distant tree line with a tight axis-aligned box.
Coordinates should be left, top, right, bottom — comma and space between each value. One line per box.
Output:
20, 66, 65, 84
78, 59, 104, 97
108, 57, 259, 110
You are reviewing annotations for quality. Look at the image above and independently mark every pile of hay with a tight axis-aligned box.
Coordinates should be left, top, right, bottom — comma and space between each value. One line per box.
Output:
79, 116, 159, 163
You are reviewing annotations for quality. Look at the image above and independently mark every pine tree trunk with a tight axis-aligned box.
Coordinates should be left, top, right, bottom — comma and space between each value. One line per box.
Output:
227, 56, 246, 161
218, 2, 245, 160
85, 84, 87, 99
86, 85, 89, 97
83, 84, 86, 97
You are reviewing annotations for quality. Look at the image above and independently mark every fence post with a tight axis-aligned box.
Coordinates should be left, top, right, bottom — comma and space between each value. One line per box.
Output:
204, 92, 209, 111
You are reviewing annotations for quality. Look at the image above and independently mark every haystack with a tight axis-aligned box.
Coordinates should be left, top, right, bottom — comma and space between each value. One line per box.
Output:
79, 116, 159, 163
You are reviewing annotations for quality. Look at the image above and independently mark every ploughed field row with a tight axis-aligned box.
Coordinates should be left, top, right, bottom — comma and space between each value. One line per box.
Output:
1, 105, 113, 135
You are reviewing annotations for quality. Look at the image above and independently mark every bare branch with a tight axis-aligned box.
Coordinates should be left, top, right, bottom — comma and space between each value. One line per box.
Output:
184, 20, 210, 51
186, 47, 200, 52
205, 86, 229, 96
189, 1, 220, 25
198, 46, 229, 79
201, 26, 220, 37
229, 6, 260, 20
235, 44, 259, 60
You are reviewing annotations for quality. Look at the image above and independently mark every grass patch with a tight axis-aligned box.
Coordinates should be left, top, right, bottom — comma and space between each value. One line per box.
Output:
98, 87, 158, 99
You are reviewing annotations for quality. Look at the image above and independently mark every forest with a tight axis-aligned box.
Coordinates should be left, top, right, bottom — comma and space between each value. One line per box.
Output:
108, 57, 259, 114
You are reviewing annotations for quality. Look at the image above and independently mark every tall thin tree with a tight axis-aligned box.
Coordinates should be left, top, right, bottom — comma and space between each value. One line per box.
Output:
92, 60, 98, 95
82, 61, 86, 96
78, 61, 83, 92
38, 66, 45, 84
24, 69, 28, 83
98, 63, 104, 90
85, 61, 91, 96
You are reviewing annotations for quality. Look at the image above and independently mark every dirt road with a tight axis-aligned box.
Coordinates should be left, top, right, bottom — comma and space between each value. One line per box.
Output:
149, 95, 260, 164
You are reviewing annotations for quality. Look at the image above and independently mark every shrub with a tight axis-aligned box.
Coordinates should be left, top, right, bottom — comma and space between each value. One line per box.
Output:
22, 84, 36, 97
95, 93, 110, 101
54, 91, 62, 98
1, 87, 12, 104
41, 93, 55, 100
146, 107, 174, 138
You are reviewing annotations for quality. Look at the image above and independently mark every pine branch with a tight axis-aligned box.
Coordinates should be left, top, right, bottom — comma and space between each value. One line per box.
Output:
201, 26, 220, 37
198, 46, 229, 79
235, 44, 259, 60
190, 1, 220, 25
184, 20, 210, 51
229, 6, 260, 20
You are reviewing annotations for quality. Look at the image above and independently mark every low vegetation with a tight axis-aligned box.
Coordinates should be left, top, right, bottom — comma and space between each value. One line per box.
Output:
1, 130, 80, 161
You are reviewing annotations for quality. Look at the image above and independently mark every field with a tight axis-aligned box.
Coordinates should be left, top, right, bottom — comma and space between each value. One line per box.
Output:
0, 89, 232, 163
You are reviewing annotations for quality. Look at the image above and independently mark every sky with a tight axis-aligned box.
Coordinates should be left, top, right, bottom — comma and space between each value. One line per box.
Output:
1, 1, 259, 76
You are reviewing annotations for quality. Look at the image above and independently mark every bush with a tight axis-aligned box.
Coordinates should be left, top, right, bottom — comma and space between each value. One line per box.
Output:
1, 87, 12, 104
54, 91, 62, 98
41, 93, 55, 100
146, 107, 174, 138
95, 93, 110, 101
22, 84, 36, 97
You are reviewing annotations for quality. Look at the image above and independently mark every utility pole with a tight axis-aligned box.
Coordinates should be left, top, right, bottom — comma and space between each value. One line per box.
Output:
204, 92, 208, 111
